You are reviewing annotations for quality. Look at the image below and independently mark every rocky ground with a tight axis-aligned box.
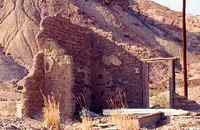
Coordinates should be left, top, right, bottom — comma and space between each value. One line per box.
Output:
0, 112, 200, 130
0, 117, 41, 130
158, 115, 200, 130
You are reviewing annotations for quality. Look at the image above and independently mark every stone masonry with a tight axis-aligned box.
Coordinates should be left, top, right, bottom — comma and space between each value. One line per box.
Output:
14, 15, 148, 119
20, 15, 147, 119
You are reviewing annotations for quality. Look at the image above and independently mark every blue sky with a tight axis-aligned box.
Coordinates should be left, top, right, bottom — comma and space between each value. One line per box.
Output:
152, 0, 200, 15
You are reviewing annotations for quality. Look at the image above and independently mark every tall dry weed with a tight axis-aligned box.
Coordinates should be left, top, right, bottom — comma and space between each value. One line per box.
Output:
42, 95, 61, 130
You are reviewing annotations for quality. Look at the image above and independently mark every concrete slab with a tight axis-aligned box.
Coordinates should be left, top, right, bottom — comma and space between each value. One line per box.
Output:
103, 109, 190, 116
137, 112, 164, 128
103, 109, 167, 128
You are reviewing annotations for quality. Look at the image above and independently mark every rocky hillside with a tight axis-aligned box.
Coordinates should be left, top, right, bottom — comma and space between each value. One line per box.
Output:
0, 0, 200, 67
0, 0, 199, 74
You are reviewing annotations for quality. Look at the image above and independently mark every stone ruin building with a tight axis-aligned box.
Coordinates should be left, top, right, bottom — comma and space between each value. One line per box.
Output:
0, 0, 160, 120
0, 0, 182, 118
16, 15, 149, 119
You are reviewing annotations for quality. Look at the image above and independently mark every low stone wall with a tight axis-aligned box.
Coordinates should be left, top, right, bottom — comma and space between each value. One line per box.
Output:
0, 83, 20, 117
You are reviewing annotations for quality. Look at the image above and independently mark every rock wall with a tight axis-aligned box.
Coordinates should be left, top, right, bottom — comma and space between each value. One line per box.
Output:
0, 82, 20, 117
90, 34, 147, 111
16, 14, 148, 119
18, 52, 45, 118
36, 15, 147, 116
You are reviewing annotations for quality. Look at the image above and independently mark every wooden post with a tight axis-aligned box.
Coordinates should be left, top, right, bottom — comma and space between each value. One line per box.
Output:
142, 57, 178, 108
169, 60, 176, 108
142, 62, 149, 108
182, 0, 188, 99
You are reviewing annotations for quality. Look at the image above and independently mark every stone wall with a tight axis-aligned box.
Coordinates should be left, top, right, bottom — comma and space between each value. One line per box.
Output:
89, 32, 146, 111
33, 15, 147, 118
18, 52, 45, 118
0, 82, 20, 117
0, 0, 149, 119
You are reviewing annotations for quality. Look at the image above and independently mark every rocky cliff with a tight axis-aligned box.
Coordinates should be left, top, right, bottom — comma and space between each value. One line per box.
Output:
0, 0, 199, 119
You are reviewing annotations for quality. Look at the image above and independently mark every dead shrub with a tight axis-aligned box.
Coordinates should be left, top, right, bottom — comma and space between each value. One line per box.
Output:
74, 93, 93, 130
110, 112, 139, 130
107, 88, 128, 109
42, 95, 61, 130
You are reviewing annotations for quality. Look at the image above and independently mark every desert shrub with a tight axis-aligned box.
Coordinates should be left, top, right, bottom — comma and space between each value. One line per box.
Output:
42, 95, 61, 130
151, 94, 169, 108
110, 113, 139, 130
81, 116, 93, 130
107, 88, 128, 109
74, 93, 93, 130
106, 89, 138, 129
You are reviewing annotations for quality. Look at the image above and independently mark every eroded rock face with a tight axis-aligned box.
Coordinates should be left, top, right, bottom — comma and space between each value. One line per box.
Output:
131, 0, 200, 60
0, 0, 40, 68
0, 48, 28, 82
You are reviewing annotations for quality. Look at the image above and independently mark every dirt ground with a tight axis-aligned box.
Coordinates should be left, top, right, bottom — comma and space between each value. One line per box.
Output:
1, 112, 200, 130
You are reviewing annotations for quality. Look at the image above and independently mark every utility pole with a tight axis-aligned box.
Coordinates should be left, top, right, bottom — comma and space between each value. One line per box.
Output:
182, 0, 188, 99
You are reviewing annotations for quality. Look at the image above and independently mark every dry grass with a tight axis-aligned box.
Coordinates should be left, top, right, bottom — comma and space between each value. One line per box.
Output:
106, 89, 139, 130
42, 95, 61, 130
107, 89, 128, 109
74, 89, 137, 130
110, 112, 139, 130
74, 93, 87, 109
81, 116, 93, 130
74, 93, 93, 130
150, 93, 169, 108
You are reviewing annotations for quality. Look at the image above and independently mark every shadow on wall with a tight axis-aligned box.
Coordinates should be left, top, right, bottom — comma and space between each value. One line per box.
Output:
70, 0, 199, 91
37, 15, 147, 116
